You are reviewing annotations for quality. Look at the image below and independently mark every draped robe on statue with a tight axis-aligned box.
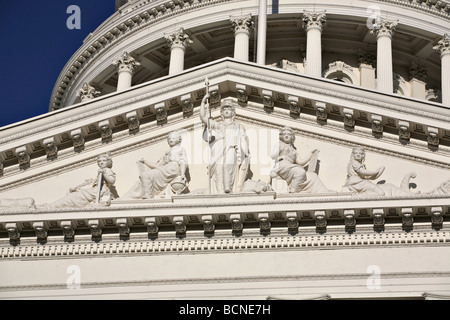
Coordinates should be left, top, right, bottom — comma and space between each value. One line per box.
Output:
208, 120, 249, 193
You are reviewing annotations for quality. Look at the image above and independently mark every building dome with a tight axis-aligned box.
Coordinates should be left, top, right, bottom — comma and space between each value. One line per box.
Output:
50, 0, 450, 111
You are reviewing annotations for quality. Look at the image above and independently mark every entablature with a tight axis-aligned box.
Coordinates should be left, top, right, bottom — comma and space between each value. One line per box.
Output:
50, 0, 450, 111
0, 193, 448, 245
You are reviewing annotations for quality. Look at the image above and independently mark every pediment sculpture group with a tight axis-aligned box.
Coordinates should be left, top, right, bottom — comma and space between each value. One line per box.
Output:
1, 95, 449, 210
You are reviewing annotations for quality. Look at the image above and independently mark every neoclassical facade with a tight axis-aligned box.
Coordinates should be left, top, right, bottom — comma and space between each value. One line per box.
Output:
0, 0, 449, 300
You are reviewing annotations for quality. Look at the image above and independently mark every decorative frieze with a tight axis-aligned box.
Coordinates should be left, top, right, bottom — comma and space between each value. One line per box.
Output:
99, 120, 113, 143
181, 94, 194, 117
314, 211, 327, 233
230, 214, 243, 234
315, 101, 327, 124
173, 216, 186, 236
15, 146, 30, 170
258, 213, 271, 234
343, 108, 355, 131
401, 208, 414, 231
371, 114, 383, 138
344, 210, 356, 233
236, 84, 248, 104
286, 212, 299, 232
89, 220, 102, 241
288, 96, 300, 116
202, 215, 215, 234
61, 221, 75, 242
155, 102, 168, 125
117, 218, 130, 239
427, 127, 439, 149
262, 90, 274, 112
43, 137, 58, 161
6, 223, 20, 243
126, 111, 140, 134
431, 207, 443, 230
71, 129, 85, 152
209, 85, 221, 107
373, 208, 385, 231
398, 120, 411, 144
145, 217, 159, 238
33, 222, 47, 242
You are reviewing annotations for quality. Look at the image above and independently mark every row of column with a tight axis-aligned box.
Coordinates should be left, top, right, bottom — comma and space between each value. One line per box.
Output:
107, 10, 450, 105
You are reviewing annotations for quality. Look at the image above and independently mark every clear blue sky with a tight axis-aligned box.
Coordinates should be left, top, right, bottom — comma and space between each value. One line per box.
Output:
0, 1, 115, 128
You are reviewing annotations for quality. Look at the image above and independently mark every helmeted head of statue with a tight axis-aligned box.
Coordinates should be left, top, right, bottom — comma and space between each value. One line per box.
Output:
221, 99, 236, 120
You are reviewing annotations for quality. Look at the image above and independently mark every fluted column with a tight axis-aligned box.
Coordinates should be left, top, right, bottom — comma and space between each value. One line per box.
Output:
257, 0, 267, 65
370, 19, 397, 93
112, 52, 141, 91
165, 28, 193, 75
302, 11, 326, 77
231, 14, 254, 61
433, 34, 450, 105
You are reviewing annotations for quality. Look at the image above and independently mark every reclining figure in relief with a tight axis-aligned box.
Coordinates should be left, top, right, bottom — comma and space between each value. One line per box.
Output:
121, 131, 189, 199
342, 147, 450, 197
269, 126, 334, 194
46, 153, 118, 208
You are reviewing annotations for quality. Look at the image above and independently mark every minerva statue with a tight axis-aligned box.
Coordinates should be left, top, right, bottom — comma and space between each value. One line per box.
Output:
200, 92, 250, 194
46, 153, 118, 208
270, 126, 333, 194
121, 131, 189, 199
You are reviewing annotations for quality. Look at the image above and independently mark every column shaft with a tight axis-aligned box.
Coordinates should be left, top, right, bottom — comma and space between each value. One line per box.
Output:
234, 31, 250, 61
169, 46, 186, 75
442, 53, 450, 105
305, 27, 322, 77
376, 35, 393, 93
256, 0, 267, 65
117, 70, 133, 91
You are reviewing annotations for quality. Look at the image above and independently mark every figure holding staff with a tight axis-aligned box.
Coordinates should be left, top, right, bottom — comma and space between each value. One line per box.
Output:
200, 85, 250, 194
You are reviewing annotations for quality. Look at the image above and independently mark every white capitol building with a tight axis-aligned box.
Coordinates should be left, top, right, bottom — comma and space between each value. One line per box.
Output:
0, 0, 449, 300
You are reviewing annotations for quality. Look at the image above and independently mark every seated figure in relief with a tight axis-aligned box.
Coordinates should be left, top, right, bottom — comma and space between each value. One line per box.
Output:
270, 126, 333, 194
47, 153, 118, 208
343, 147, 385, 197
122, 131, 189, 199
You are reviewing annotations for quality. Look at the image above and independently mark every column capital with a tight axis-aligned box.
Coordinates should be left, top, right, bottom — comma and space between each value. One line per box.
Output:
433, 34, 450, 57
302, 11, 326, 32
230, 14, 254, 35
112, 52, 141, 73
370, 19, 397, 39
165, 28, 193, 50
76, 82, 101, 102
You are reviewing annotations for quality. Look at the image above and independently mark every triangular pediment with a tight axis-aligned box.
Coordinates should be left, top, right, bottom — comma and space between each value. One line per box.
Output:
0, 58, 449, 211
